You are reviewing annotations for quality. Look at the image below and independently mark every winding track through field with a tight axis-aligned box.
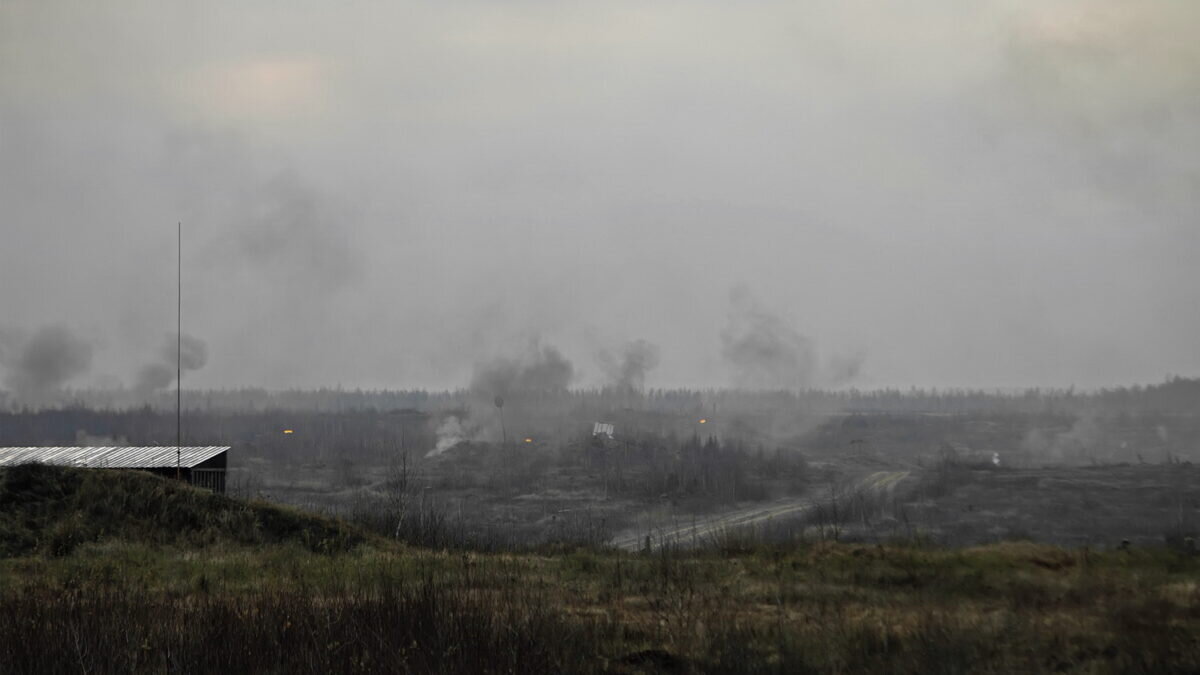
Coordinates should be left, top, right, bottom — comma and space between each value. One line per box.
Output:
609, 470, 910, 552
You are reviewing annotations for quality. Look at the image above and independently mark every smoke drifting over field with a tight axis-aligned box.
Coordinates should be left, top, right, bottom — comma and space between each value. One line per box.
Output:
719, 288, 865, 390
1, 1, 1198, 390
1022, 415, 1104, 462
721, 288, 818, 390
222, 173, 362, 295
826, 351, 867, 386
427, 416, 467, 458
133, 333, 209, 396
425, 341, 577, 456
0, 325, 94, 403
470, 343, 574, 398
597, 340, 660, 391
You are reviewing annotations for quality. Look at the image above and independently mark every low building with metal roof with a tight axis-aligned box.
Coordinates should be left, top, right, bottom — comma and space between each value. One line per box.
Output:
0, 446, 229, 493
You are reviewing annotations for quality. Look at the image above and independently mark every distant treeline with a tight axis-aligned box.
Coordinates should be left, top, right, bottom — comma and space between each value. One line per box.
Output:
6, 376, 1199, 415
0, 407, 433, 462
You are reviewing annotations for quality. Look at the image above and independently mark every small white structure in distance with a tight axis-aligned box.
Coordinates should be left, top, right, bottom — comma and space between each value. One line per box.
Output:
593, 422, 615, 439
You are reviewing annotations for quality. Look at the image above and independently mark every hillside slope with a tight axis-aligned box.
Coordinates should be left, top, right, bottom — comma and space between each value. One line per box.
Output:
0, 463, 367, 556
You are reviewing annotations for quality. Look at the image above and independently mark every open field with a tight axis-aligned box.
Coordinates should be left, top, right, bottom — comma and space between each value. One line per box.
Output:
8, 0, 1200, 668
611, 471, 911, 551
2, 388, 1198, 671
881, 463, 1200, 549
3, 397, 1197, 554
3, 464, 1200, 673
4, 526, 1200, 672
215, 412, 1197, 555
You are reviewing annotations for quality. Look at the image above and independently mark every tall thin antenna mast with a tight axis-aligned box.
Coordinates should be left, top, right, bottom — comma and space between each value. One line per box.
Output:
176, 222, 182, 480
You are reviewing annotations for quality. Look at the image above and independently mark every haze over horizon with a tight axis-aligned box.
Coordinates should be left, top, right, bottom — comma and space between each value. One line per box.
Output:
2, 1, 1197, 396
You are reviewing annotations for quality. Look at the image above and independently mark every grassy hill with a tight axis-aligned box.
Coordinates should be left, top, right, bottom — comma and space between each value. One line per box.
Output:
1, 463, 1199, 673
0, 463, 367, 556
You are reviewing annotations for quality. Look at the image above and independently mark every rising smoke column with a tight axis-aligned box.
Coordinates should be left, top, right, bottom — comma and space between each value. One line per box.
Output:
426, 415, 467, 458
470, 341, 574, 397
597, 339, 661, 390
226, 172, 362, 295
133, 332, 208, 397
721, 288, 817, 390
427, 341, 575, 455
0, 324, 94, 404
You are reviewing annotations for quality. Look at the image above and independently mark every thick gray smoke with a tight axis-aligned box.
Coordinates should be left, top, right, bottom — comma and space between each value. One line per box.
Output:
825, 351, 867, 386
430, 341, 575, 454
721, 288, 817, 390
133, 332, 208, 396
163, 135, 366, 388
227, 173, 361, 293
3, 3, 1200, 390
0, 324, 94, 402
597, 339, 661, 390
134, 364, 175, 394
470, 342, 574, 397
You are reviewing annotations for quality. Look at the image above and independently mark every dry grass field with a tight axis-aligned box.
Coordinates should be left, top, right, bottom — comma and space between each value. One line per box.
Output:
881, 463, 1200, 549
2, 464, 1200, 673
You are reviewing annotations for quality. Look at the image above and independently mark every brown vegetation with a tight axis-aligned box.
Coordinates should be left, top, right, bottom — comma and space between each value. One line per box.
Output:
0, 465, 1198, 673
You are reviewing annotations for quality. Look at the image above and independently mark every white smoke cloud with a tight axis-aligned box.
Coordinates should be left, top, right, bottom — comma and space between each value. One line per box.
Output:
427, 415, 468, 458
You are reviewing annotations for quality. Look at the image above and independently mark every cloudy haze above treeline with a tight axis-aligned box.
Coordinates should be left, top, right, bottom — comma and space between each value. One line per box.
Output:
1, 1, 1197, 393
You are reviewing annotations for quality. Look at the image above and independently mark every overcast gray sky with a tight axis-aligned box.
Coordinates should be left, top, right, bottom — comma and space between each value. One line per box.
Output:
1, 0, 1197, 392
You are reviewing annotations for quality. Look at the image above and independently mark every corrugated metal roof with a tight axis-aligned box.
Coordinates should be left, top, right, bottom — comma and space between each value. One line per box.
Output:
0, 446, 229, 469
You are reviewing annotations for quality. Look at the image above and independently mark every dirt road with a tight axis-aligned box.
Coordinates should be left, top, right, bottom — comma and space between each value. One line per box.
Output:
609, 470, 910, 552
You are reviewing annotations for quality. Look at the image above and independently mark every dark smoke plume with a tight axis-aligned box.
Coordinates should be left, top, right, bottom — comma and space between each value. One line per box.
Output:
133, 332, 208, 396
173, 333, 209, 371
721, 288, 817, 390
134, 363, 175, 394
470, 341, 574, 397
229, 173, 361, 293
426, 341, 574, 455
597, 339, 660, 390
0, 324, 94, 402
